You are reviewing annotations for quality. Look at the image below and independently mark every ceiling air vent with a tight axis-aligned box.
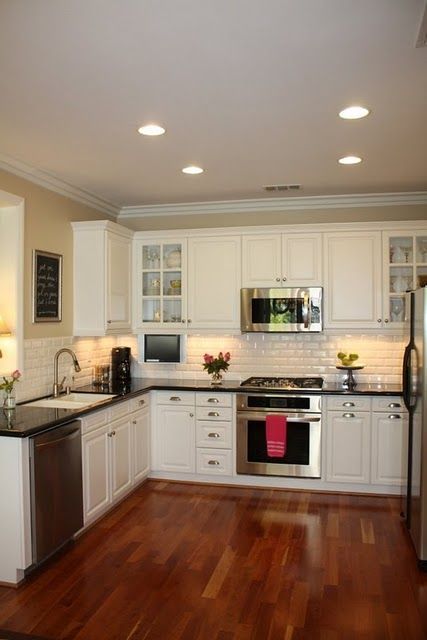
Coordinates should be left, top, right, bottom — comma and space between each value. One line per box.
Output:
263, 184, 301, 192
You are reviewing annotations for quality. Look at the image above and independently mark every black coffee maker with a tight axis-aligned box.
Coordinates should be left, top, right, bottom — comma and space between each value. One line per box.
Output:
111, 346, 131, 385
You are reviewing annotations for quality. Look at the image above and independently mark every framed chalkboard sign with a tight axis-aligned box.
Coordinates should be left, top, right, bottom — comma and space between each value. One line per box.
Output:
32, 250, 63, 322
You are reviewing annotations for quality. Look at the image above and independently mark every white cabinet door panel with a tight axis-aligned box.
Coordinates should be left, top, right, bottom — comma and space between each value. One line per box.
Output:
187, 236, 241, 328
242, 235, 281, 287
326, 411, 370, 483
132, 408, 151, 483
111, 418, 133, 501
282, 234, 322, 286
371, 413, 408, 485
82, 425, 110, 524
154, 406, 195, 473
324, 232, 382, 328
106, 233, 132, 329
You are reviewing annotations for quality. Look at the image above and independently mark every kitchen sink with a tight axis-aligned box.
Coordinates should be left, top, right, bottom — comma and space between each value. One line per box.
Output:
24, 392, 116, 410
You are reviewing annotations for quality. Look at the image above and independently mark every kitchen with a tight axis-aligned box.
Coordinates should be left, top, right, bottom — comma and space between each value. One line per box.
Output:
1, 1, 427, 638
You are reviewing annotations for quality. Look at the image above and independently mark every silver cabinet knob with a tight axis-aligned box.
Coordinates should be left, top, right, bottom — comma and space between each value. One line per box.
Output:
108, 432, 113, 438
189, 413, 194, 417
107, 320, 112, 324
188, 319, 192, 323
139, 399, 145, 406
208, 460, 220, 466
343, 402, 355, 407
208, 411, 220, 417
132, 420, 137, 425
384, 319, 389, 323
282, 277, 287, 281
182, 319, 186, 324
388, 414, 401, 420
108, 430, 116, 437
208, 432, 220, 438
377, 319, 382, 323
343, 413, 355, 418
207, 398, 219, 403
275, 277, 281, 282
388, 403, 401, 408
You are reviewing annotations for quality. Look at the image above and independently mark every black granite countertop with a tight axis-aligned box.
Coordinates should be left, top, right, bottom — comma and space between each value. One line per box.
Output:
0, 377, 403, 438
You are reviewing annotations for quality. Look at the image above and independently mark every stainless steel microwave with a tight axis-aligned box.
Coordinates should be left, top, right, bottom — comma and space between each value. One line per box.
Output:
240, 287, 323, 332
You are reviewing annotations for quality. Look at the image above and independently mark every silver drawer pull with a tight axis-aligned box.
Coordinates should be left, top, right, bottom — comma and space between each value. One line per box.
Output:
207, 398, 219, 403
388, 414, 401, 420
170, 396, 181, 401
208, 411, 220, 417
343, 413, 355, 418
208, 432, 220, 438
208, 460, 220, 466
343, 402, 355, 407
388, 403, 401, 408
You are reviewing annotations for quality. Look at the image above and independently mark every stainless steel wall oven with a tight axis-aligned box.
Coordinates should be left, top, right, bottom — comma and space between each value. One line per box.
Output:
236, 391, 322, 478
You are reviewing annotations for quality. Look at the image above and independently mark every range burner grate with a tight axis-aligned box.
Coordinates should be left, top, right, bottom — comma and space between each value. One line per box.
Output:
240, 376, 324, 390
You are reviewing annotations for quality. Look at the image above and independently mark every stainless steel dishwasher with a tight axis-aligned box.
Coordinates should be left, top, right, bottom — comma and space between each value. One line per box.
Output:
29, 420, 84, 565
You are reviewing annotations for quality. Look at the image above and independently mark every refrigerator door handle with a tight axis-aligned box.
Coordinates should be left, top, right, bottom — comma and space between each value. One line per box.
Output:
402, 344, 412, 411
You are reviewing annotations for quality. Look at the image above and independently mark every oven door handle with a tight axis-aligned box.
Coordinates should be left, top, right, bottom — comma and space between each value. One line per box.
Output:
237, 411, 321, 423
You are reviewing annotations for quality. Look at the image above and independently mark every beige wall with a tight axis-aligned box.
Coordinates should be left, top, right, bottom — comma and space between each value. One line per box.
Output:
122, 203, 427, 232
0, 169, 108, 339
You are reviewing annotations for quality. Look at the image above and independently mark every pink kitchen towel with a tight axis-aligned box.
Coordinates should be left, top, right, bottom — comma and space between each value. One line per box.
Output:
266, 414, 287, 458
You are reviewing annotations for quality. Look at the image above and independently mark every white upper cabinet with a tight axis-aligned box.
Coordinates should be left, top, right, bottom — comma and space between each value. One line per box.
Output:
242, 233, 322, 287
382, 230, 427, 329
73, 221, 132, 336
133, 238, 187, 329
323, 231, 383, 329
187, 235, 241, 329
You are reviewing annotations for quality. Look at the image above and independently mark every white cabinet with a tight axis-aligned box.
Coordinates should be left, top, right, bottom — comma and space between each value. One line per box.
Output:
371, 401, 408, 486
82, 423, 111, 523
132, 406, 151, 483
187, 236, 241, 329
153, 392, 196, 473
382, 230, 427, 329
323, 231, 383, 329
326, 397, 371, 484
134, 238, 186, 328
152, 391, 234, 478
81, 395, 150, 526
73, 221, 132, 336
110, 416, 133, 502
242, 233, 322, 287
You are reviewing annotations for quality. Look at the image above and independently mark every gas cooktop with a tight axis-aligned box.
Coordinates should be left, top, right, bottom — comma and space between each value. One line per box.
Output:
240, 376, 324, 390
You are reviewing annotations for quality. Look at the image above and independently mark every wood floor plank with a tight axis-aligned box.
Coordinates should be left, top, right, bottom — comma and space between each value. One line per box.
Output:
0, 481, 426, 639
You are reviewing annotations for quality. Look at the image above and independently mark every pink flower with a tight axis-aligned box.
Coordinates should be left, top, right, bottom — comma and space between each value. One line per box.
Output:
224, 352, 231, 362
12, 370, 21, 380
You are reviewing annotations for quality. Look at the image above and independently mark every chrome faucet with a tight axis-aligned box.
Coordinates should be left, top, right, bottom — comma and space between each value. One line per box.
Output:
53, 348, 81, 397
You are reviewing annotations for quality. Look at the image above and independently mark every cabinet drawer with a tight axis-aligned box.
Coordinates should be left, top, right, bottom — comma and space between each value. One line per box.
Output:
81, 408, 108, 434
196, 392, 232, 408
129, 394, 150, 413
196, 406, 232, 421
372, 397, 405, 413
196, 448, 233, 476
156, 391, 195, 406
327, 396, 371, 412
109, 400, 129, 421
196, 422, 232, 449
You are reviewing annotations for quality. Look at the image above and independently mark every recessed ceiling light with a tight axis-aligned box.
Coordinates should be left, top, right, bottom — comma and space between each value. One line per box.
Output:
338, 155, 362, 165
138, 124, 166, 136
182, 166, 204, 174
339, 106, 370, 120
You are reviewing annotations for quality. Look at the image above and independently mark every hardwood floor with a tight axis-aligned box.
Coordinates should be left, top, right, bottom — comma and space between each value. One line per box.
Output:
0, 481, 426, 639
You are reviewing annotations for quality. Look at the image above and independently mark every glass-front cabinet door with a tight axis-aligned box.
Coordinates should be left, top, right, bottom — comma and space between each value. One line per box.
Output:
137, 239, 186, 327
383, 231, 427, 327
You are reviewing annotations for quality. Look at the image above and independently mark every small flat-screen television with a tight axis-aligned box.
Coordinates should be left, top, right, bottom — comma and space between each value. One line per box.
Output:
143, 334, 182, 363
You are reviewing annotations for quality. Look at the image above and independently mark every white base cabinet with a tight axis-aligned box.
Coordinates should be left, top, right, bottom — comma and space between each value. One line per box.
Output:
325, 396, 407, 490
152, 392, 196, 473
81, 395, 150, 526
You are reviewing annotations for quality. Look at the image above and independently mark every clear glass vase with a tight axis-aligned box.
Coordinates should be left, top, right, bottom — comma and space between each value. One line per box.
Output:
3, 390, 16, 410
210, 371, 223, 385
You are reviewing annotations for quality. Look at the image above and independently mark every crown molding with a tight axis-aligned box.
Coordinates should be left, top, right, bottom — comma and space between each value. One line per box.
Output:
0, 152, 120, 218
118, 191, 427, 218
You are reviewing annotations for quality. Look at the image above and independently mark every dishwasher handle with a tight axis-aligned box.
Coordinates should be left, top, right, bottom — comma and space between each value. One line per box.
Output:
34, 426, 81, 450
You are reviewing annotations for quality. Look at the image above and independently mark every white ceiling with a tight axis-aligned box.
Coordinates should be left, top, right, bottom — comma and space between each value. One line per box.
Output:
0, 0, 426, 208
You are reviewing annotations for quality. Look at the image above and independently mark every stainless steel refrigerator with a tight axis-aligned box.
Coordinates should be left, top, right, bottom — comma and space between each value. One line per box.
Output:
402, 287, 427, 570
